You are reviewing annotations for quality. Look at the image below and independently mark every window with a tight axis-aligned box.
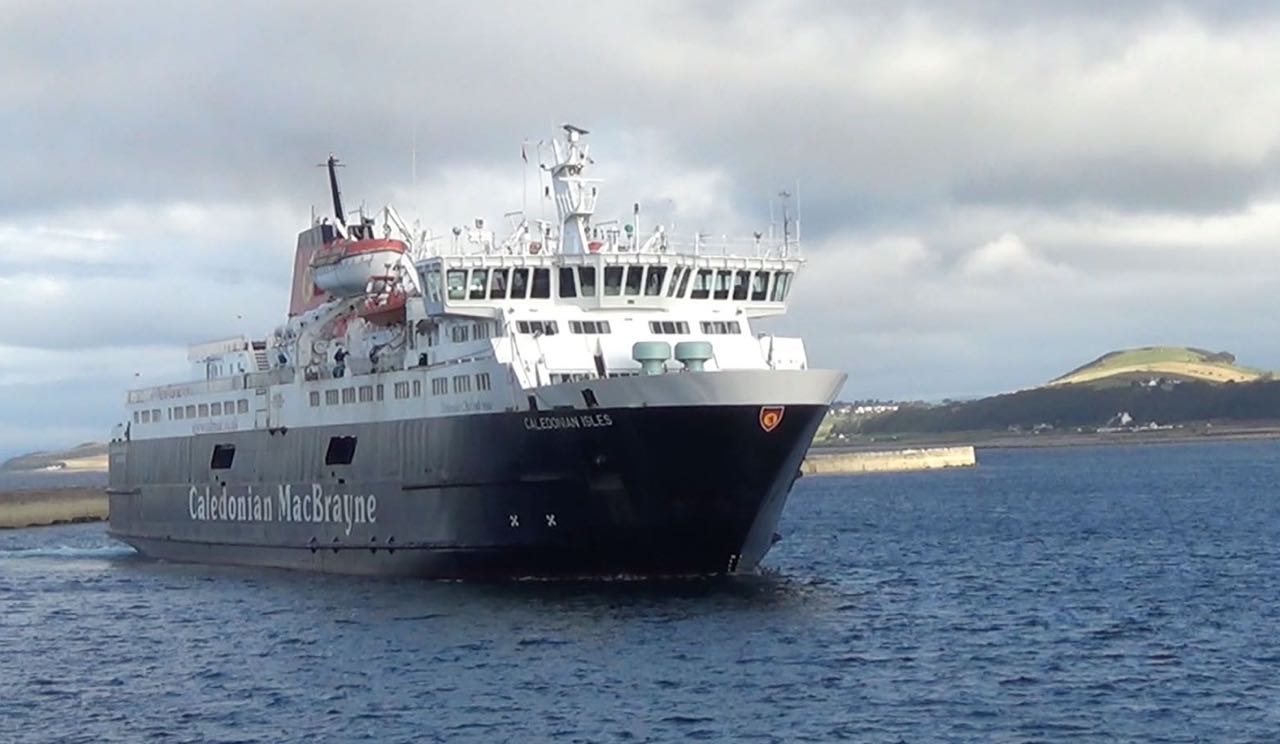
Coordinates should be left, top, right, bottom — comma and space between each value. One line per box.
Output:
359, 385, 374, 403
510, 268, 529, 299
237, 399, 249, 414
451, 325, 470, 343
225, 401, 236, 416
210, 444, 236, 470
667, 267, 684, 297
530, 268, 551, 298
326, 389, 340, 405
432, 377, 448, 395
714, 270, 732, 300
469, 269, 488, 300
751, 271, 770, 301
308, 392, 320, 407
452, 375, 472, 393
624, 266, 643, 296
691, 269, 713, 299
133, 412, 140, 424
185, 404, 196, 419
558, 267, 577, 298
516, 320, 558, 335
412, 380, 422, 397
426, 270, 443, 303
211, 402, 223, 416
649, 321, 689, 334
476, 372, 491, 391
198, 403, 209, 418
342, 387, 356, 404
325, 436, 357, 466
700, 320, 741, 334
570, 320, 612, 334
489, 268, 509, 299
676, 267, 693, 298
447, 270, 467, 300
376, 384, 384, 402
604, 266, 623, 296
151, 408, 160, 422
174, 406, 184, 420
140, 410, 150, 423
771, 271, 792, 301
645, 266, 667, 296
473, 322, 491, 340
578, 267, 597, 297
732, 270, 750, 300
394, 381, 410, 399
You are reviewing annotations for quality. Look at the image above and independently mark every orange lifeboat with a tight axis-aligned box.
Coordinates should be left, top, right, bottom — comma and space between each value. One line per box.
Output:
309, 238, 408, 298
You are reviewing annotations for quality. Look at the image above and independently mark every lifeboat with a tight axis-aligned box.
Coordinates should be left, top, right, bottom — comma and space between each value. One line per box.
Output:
309, 238, 407, 298
357, 275, 408, 326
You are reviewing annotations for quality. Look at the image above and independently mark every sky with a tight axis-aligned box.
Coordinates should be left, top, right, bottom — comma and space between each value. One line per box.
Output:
2, 0, 1279, 456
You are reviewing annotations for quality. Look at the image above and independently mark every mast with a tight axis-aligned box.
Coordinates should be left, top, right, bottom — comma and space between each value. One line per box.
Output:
326, 154, 346, 227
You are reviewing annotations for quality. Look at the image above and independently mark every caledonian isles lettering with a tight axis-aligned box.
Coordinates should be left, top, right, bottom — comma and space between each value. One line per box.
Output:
523, 412, 613, 431
188, 484, 376, 536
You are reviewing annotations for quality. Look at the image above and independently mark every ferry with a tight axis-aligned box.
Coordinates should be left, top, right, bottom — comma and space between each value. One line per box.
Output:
107, 125, 846, 577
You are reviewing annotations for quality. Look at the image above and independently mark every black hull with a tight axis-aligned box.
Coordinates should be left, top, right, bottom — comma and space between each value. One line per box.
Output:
108, 403, 827, 578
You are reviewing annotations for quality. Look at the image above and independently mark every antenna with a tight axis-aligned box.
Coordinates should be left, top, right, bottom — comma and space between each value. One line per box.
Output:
779, 189, 792, 254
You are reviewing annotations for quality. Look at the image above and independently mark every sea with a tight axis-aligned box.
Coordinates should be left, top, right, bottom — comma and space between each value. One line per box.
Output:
2, 440, 1278, 743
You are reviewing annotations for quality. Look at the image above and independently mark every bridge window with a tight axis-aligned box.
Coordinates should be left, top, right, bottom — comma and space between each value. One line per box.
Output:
733, 270, 751, 300
578, 267, 597, 297
469, 269, 489, 300
325, 436, 357, 466
691, 269, 713, 299
666, 267, 684, 297
645, 266, 667, 296
489, 268, 509, 300
771, 271, 792, 301
210, 444, 236, 470
752, 271, 770, 301
604, 266, 624, 296
558, 267, 577, 298
446, 270, 467, 300
714, 270, 732, 300
531, 268, 551, 298
624, 266, 643, 296
426, 270, 443, 304
510, 268, 530, 299
649, 321, 689, 334
676, 267, 693, 298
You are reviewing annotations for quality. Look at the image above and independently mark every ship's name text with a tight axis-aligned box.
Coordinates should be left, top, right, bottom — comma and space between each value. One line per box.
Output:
188, 484, 377, 535
523, 413, 614, 431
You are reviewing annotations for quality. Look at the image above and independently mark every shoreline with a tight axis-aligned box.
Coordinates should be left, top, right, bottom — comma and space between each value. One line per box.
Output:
0, 488, 108, 530
815, 422, 1280, 454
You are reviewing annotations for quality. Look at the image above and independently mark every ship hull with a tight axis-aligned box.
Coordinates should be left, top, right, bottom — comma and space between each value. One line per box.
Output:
107, 399, 830, 578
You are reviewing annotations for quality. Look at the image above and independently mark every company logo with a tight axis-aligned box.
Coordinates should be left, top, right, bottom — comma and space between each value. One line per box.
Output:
759, 406, 785, 432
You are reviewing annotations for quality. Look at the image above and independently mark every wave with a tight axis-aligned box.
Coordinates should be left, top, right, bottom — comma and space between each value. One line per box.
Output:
0, 545, 136, 560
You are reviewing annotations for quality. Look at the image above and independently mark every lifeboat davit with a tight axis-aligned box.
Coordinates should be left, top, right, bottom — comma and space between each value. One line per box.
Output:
309, 238, 408, 298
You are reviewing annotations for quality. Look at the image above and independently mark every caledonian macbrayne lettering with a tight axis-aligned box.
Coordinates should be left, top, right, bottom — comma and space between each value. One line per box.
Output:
522, 413, 614, 431
188, 484, 377, 535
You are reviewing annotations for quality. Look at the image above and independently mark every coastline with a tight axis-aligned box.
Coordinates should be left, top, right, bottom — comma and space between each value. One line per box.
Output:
0, 488, 108, 530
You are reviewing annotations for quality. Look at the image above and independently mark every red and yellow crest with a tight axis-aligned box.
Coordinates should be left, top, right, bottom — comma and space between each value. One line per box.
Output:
759, 406, 785, 433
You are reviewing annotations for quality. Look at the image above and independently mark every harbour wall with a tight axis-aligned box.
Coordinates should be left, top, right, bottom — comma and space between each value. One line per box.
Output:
801, 446, 977, 476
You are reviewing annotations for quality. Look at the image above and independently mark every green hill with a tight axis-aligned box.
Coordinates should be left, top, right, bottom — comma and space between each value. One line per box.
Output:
1047, 346, 1266, 388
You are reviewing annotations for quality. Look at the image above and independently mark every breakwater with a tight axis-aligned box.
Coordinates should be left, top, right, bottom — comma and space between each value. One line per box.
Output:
801, 445, 977, 476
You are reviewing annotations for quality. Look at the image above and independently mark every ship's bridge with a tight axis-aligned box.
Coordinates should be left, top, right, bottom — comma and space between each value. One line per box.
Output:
415, 251, 800, 319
